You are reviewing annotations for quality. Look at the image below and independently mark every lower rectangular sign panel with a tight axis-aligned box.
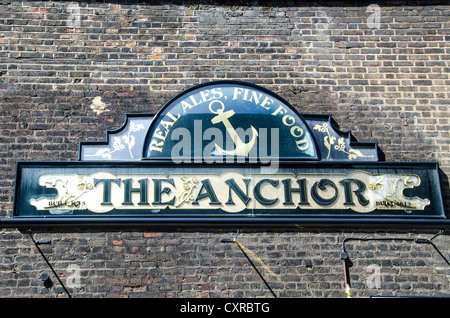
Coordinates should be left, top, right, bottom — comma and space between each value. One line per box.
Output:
12, 161, 445, 223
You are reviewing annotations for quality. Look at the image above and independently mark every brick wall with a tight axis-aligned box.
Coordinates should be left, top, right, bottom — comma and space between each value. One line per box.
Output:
0, 0, 449, 298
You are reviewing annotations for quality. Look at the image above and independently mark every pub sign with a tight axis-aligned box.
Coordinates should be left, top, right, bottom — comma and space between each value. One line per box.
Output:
8, 81, 447, 227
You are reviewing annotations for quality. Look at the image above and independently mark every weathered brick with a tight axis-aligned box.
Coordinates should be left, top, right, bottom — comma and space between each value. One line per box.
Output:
0, 0, 448, 299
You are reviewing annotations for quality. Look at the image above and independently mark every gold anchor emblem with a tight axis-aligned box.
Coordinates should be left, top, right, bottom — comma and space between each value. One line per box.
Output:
209, 100, 258, 157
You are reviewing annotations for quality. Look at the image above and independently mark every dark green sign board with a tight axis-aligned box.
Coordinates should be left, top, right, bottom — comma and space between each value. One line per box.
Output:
5, 81, 448, 228
14, 162, 444, 219
144, 82, 319, 161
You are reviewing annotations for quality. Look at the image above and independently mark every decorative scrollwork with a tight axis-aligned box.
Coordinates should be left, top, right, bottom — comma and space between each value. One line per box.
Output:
313, 123, 373, 160
85, 122, 145, 159
175, 177, 199, 207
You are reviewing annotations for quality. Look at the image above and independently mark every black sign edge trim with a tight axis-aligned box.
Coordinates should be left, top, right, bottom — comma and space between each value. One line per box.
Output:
1, 217, 450, 230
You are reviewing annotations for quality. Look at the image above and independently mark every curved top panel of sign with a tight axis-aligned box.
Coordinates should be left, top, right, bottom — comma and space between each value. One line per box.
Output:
143, 81, 319, 161
79, 81, 379, 162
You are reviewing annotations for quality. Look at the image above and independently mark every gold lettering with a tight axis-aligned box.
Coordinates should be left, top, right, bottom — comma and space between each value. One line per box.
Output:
189, 95, 200, 106
271, 105, 286, 116
149, 139, 163, 152
282, 115, 295, 126
232, 87, 244, 100
296, 139, 308, 151
167, 112, 180, 122
290, 126, 304, 138
243, 88, 250, 101
260, 96, 273, 110
150, 111, 180, 153
248, 91, 262, 105
153, 128, 167, 141
200, 90, 212, 103
181, 100, 194, 112
160, 120, 173, 133
211, 87, 223, 99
